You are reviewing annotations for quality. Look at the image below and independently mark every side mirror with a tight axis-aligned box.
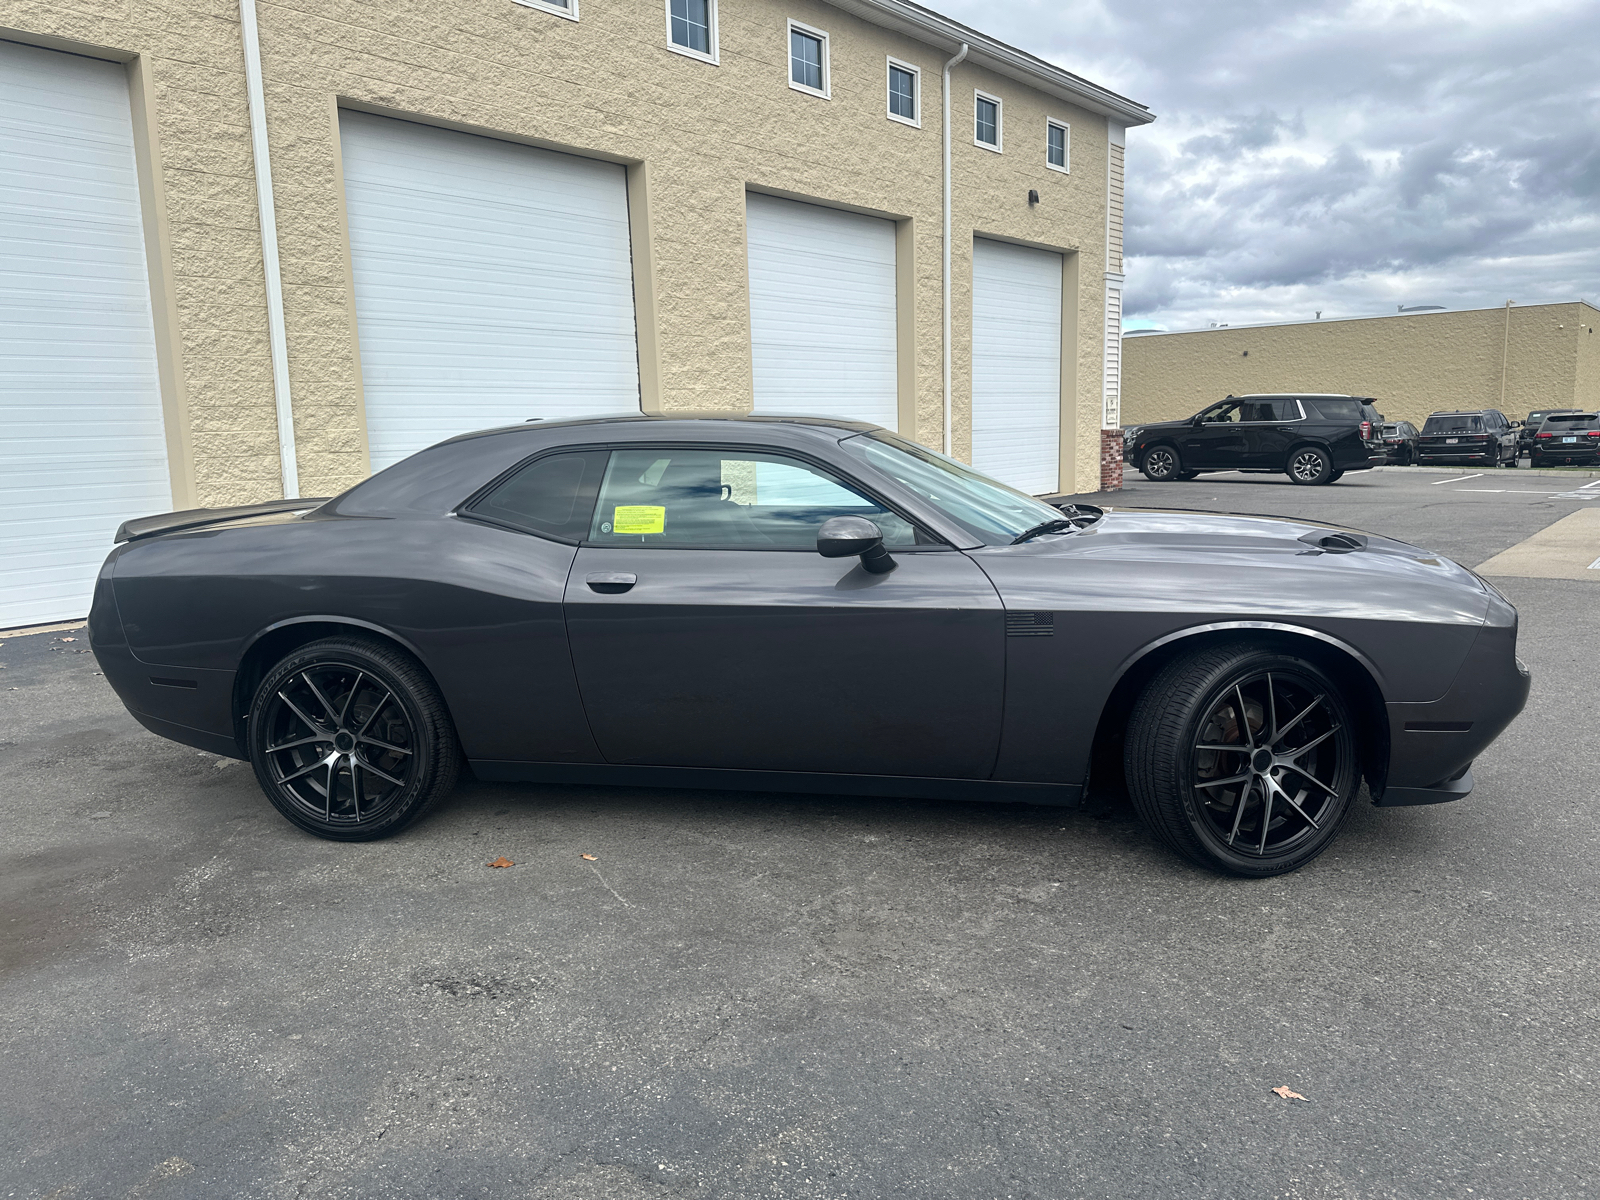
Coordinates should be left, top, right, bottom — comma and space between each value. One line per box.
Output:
817, 516, 896, 574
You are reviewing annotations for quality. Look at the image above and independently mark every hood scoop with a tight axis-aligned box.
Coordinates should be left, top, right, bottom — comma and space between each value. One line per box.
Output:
1297, 530, 1367, 555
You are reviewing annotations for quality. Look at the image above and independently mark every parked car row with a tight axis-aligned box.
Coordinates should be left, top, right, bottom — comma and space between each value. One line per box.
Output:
1125, 401, 1600, 481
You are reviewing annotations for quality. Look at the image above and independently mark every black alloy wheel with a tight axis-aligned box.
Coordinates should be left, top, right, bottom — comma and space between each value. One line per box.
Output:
1287, 445, 1334, 485
1141, 445, 1182, 482
1125, 642, 1359, 876
248, 636, 459, 841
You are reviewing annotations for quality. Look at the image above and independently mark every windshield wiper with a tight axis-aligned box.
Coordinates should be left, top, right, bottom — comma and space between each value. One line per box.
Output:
1010, 518, 1079, 545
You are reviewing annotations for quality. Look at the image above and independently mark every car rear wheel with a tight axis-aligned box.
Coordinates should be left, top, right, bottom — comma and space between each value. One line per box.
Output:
1287, 446, 1334, 485
1141, 445, 1182, 482
1124, 642, 1359, 877
247, 636, 460, 841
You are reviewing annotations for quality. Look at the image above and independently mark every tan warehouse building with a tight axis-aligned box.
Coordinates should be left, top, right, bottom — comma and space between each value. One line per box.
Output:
0, 0, 1151, 629
1122, 301, 1600, 429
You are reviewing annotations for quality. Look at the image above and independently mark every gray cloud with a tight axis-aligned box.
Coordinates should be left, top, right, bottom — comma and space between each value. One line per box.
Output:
933, 0, 1600, 329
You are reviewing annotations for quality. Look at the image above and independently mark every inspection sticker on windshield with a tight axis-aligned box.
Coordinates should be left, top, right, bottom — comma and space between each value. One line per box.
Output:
612, 505, 665, 535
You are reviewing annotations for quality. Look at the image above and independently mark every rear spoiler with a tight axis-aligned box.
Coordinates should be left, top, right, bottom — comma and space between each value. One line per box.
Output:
114, 498, 331, 544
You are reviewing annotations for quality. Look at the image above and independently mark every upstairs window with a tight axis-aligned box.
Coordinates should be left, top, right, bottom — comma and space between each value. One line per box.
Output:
514, 0, 578, 20
788, 21, 829, 98
887, 59, 920, 127
667, 0, 716, 60
974, 91, 1001, 151
1046, 119, 1069, 172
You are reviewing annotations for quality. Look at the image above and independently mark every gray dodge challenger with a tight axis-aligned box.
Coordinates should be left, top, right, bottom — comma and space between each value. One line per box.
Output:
89, 415, 1530, 876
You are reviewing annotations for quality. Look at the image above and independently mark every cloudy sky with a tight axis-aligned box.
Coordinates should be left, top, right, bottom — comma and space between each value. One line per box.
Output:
936, 0, 1600, 332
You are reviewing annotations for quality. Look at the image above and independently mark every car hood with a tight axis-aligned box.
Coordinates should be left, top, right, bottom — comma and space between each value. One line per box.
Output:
970, 507, 1499, 627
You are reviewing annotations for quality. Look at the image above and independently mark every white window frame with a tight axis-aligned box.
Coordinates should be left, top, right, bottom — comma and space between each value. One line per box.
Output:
973, 89, 1003, 152
1045, 118, 1070, 173
787, 19, 830, 100
513, 0, 579, 21
886, 56, 921, 128
665, 0, 718, 65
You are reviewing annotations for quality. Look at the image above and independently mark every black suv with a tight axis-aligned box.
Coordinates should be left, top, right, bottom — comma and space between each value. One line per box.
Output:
1126, 394, 1385, 486
1519, 409, 1580, 456
1414, 410, 1519, 467
1529, 412, 1600, 466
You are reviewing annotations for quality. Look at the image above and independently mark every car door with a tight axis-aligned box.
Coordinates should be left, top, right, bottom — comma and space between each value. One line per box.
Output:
562, 444, 1006, 778
1240, 398, 1302, 467
1180, 400, 1246, 469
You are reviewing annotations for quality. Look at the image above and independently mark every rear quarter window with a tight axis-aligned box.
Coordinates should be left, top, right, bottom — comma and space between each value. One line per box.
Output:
1301, 399, 1362, 422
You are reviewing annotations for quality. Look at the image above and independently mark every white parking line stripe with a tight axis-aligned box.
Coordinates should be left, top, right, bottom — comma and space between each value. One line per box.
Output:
1581, 479, 1600, 490
1455, 489, 1581, 494
1431, 474, 1484, 485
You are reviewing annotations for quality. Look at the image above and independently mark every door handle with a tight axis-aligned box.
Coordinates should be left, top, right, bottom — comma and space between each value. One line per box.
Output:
586, 571, 637, 594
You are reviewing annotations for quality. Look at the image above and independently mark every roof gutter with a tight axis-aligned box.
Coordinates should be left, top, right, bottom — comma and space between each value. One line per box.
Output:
942, 41, 968, 457
239, 0, 300, 498
826, 0, 1153, 126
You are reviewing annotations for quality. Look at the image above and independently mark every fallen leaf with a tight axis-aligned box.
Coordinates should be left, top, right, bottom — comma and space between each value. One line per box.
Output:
60, 636, 76, 642
487, 857, 515, 868
581, 853, 598, 861
1272, 1086, 1310, 1102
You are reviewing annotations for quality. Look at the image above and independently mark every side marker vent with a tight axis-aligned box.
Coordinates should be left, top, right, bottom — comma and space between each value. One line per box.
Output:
1006, 612, 1055, 638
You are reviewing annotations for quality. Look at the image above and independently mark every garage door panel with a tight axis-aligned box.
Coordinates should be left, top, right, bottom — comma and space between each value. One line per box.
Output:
1, 41, 172, 629
746, 194, 898, 429
971, 239, 1062, 495
340, 111, 640, 471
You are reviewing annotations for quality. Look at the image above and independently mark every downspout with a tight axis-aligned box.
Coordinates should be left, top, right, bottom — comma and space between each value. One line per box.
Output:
240, 0, 300, 498
1499, 299, 1513, 410
942, 42, 969, 456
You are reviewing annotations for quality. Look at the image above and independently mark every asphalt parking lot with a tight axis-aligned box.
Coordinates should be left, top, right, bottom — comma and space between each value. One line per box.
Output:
3, 465, 1598, 1199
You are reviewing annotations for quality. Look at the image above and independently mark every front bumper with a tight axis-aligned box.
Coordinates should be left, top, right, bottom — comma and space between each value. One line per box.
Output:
1377, 622, 1529, 806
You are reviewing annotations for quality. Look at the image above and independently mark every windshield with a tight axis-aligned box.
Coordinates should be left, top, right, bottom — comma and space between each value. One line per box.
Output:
841, 432, 1065, 545
1422, 414, 1483, 433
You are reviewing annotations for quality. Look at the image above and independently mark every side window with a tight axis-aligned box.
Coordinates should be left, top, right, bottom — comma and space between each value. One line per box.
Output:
1264, 399, 1302, 421
464, 451, 606, 541
1199, 401, 1239, 423
588, 447, 920, 549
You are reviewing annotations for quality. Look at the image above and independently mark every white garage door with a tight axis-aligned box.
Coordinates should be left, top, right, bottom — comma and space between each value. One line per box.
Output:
746, 194, 898, 430
339, 112, 641, 471
971, 238, 1063, 494
1, 42, 172, 630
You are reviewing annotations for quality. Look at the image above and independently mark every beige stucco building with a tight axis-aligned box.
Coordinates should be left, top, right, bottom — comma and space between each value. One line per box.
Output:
0, 0, 1151, 628
1122, 301, 1600, 429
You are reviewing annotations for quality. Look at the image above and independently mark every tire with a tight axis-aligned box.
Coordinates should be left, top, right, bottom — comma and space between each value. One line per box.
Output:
1175, 470, 1201, 481
1141, 445, 1182, 482
247, 636, 460, 841
1327, 469, 1345, 483
1287, 445, 1334, 485
1124, 641, 1360, 877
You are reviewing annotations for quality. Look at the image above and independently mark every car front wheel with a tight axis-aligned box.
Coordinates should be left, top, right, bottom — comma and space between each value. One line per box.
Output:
1141, 445, 1182, 482
1125, 642, 1360, 876
247, 636, 460, 841
1287, 446, 1334, 485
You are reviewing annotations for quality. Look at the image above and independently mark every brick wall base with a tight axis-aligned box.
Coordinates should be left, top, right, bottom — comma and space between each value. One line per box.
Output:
1099, 428, 1124, 491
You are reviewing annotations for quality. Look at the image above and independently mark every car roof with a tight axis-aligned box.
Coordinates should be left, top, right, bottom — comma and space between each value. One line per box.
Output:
1226, 393, 1377, 400
435, 411, 881, 447
1427, 409, 1499, 415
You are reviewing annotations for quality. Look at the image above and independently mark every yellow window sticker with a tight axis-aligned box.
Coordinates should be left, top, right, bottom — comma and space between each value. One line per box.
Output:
612, 505, 666, 535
